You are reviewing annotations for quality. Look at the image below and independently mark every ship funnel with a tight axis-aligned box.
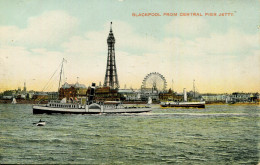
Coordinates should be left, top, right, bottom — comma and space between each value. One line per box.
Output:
88, 83, 96, 102
183, 88, 187, 102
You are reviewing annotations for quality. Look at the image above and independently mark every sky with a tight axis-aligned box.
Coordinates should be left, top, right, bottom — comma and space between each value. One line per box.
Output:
0, 0, 259, 93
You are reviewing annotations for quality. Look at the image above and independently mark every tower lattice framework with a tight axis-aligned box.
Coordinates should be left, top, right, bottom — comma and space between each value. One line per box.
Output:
104, 22, 120, 89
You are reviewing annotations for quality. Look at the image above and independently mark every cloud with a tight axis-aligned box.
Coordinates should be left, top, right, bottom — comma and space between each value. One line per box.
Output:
0, 10, 78, 47
166, 17, 210, 38
194, 29, 259, 55
0, 45, 63, 91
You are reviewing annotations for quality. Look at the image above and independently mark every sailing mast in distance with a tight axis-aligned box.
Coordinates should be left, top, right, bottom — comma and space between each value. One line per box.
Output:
58, 58, 66, 93
193, 79, 196, 98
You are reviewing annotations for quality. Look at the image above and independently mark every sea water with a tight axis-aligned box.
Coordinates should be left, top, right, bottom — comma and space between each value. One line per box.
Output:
0, 104, 259, 164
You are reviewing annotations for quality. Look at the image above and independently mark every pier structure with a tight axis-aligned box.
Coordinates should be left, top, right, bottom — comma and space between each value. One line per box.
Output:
103, 22, 120, 89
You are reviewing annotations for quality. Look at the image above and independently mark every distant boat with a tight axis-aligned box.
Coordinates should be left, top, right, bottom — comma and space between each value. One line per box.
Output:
160, 101, 205, 108
11, 98, 17, 104
160, 88, 205, 108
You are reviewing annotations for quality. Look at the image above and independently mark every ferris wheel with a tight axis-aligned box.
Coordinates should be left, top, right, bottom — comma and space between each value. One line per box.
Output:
141, 72, 167, 92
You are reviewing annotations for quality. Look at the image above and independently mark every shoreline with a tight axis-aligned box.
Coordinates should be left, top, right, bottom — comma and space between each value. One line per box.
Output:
0, 99, 259, 106
206, 102, 259, 105
0, 99, 47, 104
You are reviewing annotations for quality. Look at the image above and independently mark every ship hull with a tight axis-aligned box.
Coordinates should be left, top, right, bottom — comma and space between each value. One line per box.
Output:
32, 105, 151, 114
160, 102, 205, 108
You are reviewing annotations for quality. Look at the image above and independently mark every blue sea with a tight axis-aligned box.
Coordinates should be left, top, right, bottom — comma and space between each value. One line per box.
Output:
0, 104, 259, 164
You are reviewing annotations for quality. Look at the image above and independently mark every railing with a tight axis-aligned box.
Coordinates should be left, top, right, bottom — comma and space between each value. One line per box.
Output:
49, 100, 61, 103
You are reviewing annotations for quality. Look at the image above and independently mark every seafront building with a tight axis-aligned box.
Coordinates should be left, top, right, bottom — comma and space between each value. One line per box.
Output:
159, 89, 183, 102
201, 92, 259, 103
59, 82, 87, 103
230, 92, 259, 103
1, 85, 259, 104
2, 82, 28, 99
118, 89, 140, 101
201, 94, 227, 103
86, 86, 121, 102
32, 92, 48, 101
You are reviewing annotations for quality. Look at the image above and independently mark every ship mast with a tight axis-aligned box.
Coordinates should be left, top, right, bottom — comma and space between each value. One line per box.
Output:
193, 79, 196, 98
58, 58, 65, 93
171, 79, 173, 92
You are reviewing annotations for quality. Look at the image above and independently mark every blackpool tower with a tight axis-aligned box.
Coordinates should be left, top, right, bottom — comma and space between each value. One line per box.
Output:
103, 22, 120, 89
